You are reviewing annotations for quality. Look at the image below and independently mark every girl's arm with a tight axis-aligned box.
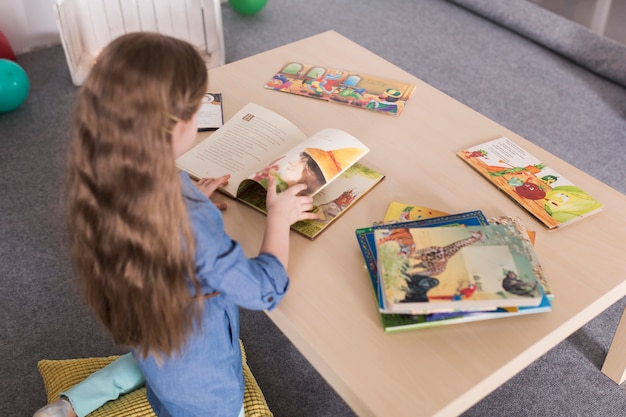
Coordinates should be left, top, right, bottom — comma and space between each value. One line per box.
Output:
261, 176, 320, 269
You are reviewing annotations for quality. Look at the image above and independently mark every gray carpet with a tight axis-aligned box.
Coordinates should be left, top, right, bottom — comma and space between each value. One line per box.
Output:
2, 1, 626, 416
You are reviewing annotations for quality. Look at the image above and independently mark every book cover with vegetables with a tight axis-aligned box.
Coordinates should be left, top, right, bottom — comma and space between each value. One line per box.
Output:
457, 137, 602, 229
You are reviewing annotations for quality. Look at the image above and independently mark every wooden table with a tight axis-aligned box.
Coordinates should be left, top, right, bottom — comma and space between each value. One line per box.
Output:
201, 31, 626, 417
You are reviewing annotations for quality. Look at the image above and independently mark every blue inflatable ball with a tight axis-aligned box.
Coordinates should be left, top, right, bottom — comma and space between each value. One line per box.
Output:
0, 58, 29, 112
228, 0, 267, 15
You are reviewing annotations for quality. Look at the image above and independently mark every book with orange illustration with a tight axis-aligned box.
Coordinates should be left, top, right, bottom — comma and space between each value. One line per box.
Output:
177, 102, 384, 239
264, 62, 416, 116
458, 137, 602, 229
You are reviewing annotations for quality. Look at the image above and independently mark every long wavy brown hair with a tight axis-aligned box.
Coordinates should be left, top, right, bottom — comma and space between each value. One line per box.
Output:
67, 32, 208, 359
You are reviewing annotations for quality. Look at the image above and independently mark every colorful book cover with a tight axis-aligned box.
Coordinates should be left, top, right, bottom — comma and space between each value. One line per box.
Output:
457, 137, 602, 229
355, 211, 489, 311
379, 289, 552, 333
375, 225, 545, 315
488, 216, 553, 301
356, 210, 552, 332
264, 62, 416, 116
382, 202, 449, 223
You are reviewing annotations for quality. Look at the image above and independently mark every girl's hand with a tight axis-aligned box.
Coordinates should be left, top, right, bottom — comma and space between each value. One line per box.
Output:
265, 176, 320, 226
261, 176, 320, 268
196, 175, 230, 210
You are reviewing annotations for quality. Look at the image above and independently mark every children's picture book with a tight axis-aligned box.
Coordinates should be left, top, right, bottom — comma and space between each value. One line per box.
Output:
457, 137, 602, 229
197, 92, 223, 131
176, 102, 384, 239
356, 209, 552, 332
264, 62, 416, 116
375, 225, 545, 315
376, 290, 552, 333
356, 210, 490, 311
487, 216, 553, 301
381, 202, 449, 223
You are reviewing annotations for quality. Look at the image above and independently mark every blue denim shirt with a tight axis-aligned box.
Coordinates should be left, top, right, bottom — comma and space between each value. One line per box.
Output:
134, 172, 289, 417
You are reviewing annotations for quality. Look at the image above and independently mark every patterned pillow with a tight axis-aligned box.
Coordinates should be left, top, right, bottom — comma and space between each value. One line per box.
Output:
37, 340, 273, 417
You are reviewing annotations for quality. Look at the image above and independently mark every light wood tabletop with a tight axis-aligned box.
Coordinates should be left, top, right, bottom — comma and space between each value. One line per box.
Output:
198, 31, 626, 417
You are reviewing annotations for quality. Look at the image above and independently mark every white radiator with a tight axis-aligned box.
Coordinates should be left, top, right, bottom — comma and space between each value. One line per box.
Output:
54, 0, 225, 86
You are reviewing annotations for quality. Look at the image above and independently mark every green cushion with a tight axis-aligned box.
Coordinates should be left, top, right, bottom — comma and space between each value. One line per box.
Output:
37, 340, 273, 417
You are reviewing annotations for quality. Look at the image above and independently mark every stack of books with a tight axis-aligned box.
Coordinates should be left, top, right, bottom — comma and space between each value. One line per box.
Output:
355, 202, 554, 333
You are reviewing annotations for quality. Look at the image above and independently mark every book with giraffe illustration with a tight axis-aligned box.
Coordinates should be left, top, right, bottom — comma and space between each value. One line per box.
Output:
264, 62, 416, 116
356, 208, 552, 332
375, 225, 545, 315
176, 102, 384, 239
457, 137, 602, 229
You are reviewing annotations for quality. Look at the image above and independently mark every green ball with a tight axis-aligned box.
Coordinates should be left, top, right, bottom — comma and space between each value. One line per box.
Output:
0, 59, 29, 112
228, 0, 267, 15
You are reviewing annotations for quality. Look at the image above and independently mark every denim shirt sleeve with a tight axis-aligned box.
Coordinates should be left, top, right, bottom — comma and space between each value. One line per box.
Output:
180, 172, 289, 311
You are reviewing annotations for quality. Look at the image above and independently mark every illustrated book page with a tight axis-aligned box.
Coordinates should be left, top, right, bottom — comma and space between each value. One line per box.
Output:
382, 202, 449, 224
176, 102, 383, 239
356, 209, 551, 332
356, 210, 489, 311
264, 62, 416, 116
375, 225, 545, 315
457, 137, 602, 229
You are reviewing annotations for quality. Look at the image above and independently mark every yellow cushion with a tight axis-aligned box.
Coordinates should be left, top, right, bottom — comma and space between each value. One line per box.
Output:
37, 340, 273, 417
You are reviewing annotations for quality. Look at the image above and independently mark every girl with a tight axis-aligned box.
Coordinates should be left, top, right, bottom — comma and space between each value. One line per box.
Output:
60, 32, 319, 417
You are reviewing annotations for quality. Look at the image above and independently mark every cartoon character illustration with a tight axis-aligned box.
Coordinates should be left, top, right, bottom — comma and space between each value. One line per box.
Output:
428, 282, 477, 301
330, 86, 368, 106
502, 270, 537, 297
251, 147, 365, 196
541, 174, 558, 185
314, 189, 357, 224
407, 231, 484, 276
302, 147, 365, 184
544, 185, 602, 222
507, 177, 525, 187
308, 71, 343, 95
399, 271, 440, 303
377, 228, 416, 257
365, 88, 402, 114
487, 161, 546, 177
399, 206, 414, 221
464, 149, 488, 158
251, 152, 324, 195
266, 74, 292, 90
514, 180, 546, 200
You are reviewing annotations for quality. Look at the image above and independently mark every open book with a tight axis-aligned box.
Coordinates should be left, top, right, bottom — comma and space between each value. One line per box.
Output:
458, 137, 602, 229
176, 102, 384, 238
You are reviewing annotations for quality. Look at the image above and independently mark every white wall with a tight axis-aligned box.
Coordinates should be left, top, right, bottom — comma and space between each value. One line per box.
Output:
0, 0, 61, 54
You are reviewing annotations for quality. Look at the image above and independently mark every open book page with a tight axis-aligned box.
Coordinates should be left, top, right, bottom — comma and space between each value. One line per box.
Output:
292, 163, 384, 238
238, 128, 369, 198
176, 102, 307, 197
458, 137, 602, 229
